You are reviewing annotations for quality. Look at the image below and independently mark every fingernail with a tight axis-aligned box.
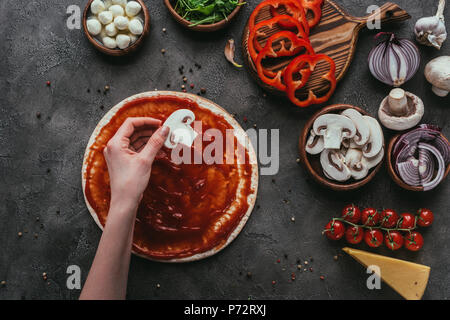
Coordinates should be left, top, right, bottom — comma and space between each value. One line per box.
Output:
161, 126, 170, 136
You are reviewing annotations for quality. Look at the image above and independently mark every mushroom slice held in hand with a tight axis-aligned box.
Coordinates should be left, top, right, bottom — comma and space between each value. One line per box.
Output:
341, 109, 370, 146
305, 129, 324, 155
320, 149, 351, 182
313, 114, 356, 149
425, 56, 450, 97
362, 116, 384, 158
378, 88, 424, 131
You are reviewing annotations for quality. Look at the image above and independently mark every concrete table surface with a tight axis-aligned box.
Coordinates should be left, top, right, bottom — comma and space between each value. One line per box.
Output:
0, 0, 449, 300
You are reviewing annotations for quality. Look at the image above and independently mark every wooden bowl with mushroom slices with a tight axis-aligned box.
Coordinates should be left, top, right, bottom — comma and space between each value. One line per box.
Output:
83, 0, 150, 56
386, 129, 450, 192
164, 0, 244, 32
299, 104, 385, 191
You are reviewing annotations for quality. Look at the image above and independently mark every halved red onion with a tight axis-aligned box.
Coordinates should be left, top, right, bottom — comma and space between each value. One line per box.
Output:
368, 32, 420, 87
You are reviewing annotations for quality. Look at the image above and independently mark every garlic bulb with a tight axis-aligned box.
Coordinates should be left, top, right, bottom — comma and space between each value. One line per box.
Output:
415, 0, 447, 49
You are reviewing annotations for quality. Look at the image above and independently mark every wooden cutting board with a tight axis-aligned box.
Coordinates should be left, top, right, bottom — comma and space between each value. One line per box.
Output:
242, 0, 410, 98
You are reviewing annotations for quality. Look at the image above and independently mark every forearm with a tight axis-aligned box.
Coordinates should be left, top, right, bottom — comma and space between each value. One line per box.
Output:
80, 198, 138, 300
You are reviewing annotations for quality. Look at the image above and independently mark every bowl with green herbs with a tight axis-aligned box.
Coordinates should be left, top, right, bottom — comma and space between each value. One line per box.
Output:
164, 0, 244, 32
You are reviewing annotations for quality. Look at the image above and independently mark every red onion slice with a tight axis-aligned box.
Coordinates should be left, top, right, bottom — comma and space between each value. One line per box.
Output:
419, 143, 446, 191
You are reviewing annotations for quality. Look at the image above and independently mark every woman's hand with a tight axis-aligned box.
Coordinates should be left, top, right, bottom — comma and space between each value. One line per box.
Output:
104, 117, 169, 209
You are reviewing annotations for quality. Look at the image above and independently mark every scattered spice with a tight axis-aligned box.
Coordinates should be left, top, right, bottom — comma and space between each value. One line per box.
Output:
297, 264, 302, 270
243, 116, 248, 123
161, 49, 166, 54
42, 272, 47, 281
320, 275, 325, 280
276, 259, 280, 263
272, 280, 276, 285
304, 261, 308, 265
200, 87, 206, 94
195, 63, 201, 69
333, 255, 338, 261
189, 68, 193, 73
181, 85, 186, 89
100, 105, 104, 110
156, 283, 161, 289
1, 281, 6, 286
296, 158, 301, 163
46, 81, 51, 86
291, 217, 296, 222
310, 267, 313, 272
246, 272, 252, 278
183, 77, 187, 82
56, 210, 60, 215
182, 89, 187, 93
253, 124, 257, 128
36, 112, 41, 119
18, 232, 22, 237
34, 233, 38, 239
36, 217, 40, 221
104, 85, 110, 91
190, 84, 194, 89
87, 89, 91, 93
162, 28, 167, 32
291, 273, 296, 281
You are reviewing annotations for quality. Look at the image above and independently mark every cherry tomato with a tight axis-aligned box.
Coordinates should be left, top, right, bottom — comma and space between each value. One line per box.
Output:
417, 208, 434, 227
380, 209, 399, 228
364, 229, 383, 248
323, 220, 345, 240
345, 226, 364, 244
384, 231, 404, 251
341, 204, 361, 223
398, 213, 416, 229
404, 231, 424, 251
361, 208, 380, 227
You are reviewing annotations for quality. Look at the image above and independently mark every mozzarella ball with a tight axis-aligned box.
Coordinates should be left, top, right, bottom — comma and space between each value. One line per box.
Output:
128, 18, 143, 35
114, 16, 129, 30
112, 0, 127, 7
104, 22, 118, 36
126, 1, 142, 17
103, 0, 112, 9
109, 4, 124, 17
91, 0, 105, 14
116, 34, 131, 49
98, 10, 113, 24
102, 36, 117, 48
86, 18, 102, 36
128, 33, 138, 44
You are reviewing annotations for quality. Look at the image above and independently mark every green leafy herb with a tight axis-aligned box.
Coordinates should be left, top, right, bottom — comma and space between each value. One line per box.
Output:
174, 0, 245, 27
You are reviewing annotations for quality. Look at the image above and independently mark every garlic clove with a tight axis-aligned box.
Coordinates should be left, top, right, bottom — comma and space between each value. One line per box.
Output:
414, 0, 447, 49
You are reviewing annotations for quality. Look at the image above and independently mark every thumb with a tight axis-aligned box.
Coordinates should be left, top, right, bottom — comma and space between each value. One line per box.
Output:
140, 126, 170, 162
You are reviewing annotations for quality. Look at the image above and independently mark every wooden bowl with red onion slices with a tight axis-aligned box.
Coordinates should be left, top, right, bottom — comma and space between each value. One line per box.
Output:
299, 104, 385, 191
387, 125, 450, 191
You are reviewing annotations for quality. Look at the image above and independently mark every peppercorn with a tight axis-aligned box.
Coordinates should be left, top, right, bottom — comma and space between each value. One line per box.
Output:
333, 255, 338, 261
1, 281, 6, 286
36, 112, 41, 119
162, 28, 166, 32
246, 272, 252, 278
161, 49, 166, 54
190, 84, 194, 89
272, 280, 276, 285
46, 81, 51, 86
104, 85, 110, 91
181, 85, 185, 89
156, 283, 161, 288
200, 87, 206, 94
18, 232, 22, 237
243, 116, 248, 123
291, 217, 295, 222
320, 276, 325, 280
183, 77, 187, 83
296, 158, 301, 163
100, 105, 104, 110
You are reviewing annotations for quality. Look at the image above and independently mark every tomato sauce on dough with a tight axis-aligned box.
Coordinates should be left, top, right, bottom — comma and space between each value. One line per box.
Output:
84, 96, 254, 259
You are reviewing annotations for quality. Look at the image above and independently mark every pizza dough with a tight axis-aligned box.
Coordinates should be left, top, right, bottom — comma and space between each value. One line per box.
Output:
82, 91, 258, 262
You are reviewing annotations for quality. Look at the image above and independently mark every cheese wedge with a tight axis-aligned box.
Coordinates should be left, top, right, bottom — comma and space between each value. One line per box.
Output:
342, 247, 430, 300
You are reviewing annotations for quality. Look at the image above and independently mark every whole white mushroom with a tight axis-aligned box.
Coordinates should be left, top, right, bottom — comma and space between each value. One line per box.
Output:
105, 22, 118, 37
91, 0, 105, 14
102, 36, 117, 49
424, 56, 450, 97
109, 4, 124, 17
116, 34, 131, 49
128, 18, 143, 35
114, 16, 129, 30
86, 18, 102, 36
98, 10, 113, 24
126, 1, 142, 17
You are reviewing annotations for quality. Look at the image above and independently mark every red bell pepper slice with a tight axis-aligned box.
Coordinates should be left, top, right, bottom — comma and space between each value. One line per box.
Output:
248, 14, 309, 64
249, 0, 309, 35
269, 0, 323, 29
255, 31, 314, 91
284, 53, 336, 107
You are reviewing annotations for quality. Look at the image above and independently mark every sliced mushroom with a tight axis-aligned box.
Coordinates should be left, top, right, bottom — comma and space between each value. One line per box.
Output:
320, 149, 351, 182
342, 138, 359, 149
424, 56, 450, 97
378, 88, 424, 131
345, 148, 368, 180
313, 114, 356, 149
362, 147, 384, 169
341, 109, 370, 146
305, 129, 325, 155
362, 116, 384, 158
